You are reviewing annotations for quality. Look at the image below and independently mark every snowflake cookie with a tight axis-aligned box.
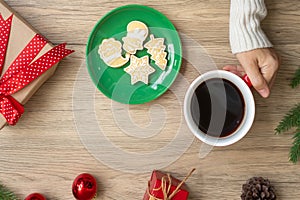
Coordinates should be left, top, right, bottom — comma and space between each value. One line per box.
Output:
122, 21, 149, 54
124, 55, 155, 85
98, 38, 130, 68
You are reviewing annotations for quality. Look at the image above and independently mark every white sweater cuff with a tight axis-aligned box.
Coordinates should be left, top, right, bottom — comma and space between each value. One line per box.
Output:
230, 0, 273, 54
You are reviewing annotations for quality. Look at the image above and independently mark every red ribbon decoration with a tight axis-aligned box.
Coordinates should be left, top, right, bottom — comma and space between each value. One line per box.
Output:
0, 14, 74, 125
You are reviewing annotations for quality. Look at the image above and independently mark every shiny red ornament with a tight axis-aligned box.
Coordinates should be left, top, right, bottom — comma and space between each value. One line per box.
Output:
72, 173, 97, 200
24, 193, 46, 200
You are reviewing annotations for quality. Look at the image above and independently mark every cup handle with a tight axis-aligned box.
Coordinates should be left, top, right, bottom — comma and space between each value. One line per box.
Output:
242, 74, 252, 87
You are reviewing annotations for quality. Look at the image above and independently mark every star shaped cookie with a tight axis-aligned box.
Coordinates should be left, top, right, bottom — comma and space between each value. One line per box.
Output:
124, 55, 155, 85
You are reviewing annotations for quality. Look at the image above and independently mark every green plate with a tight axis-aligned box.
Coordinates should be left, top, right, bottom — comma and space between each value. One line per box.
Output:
86, 4, 182, 104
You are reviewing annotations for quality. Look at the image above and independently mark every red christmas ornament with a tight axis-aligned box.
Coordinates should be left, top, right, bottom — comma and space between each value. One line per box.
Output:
24, 193, 46, 200
72, 173, 97, 200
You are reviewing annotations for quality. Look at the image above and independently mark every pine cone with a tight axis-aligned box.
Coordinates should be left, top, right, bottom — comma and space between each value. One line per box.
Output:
241, 177, 276, 200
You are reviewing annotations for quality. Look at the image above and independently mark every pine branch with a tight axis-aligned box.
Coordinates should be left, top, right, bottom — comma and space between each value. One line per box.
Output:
276, 68, 300, 163
290, 68, 300, 88
275, 103, 300, 134
0, 183, 19, 200
290, 129, 300, 163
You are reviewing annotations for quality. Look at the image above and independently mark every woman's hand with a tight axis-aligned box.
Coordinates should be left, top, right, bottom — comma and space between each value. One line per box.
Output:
223, 48, 280, 98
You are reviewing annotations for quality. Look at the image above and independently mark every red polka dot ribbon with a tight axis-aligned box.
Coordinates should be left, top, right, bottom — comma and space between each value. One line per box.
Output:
0, 14, 74, 125
0, 14, 12, 74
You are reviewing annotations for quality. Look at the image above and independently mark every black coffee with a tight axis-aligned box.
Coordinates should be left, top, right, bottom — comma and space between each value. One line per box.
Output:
190, 78, 245, 137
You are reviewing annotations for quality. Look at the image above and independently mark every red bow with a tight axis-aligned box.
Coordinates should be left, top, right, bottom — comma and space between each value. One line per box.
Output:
0, 14, 74, 125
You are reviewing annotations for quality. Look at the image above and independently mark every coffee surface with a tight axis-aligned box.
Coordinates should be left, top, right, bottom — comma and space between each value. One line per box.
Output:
190, 78, 245, 137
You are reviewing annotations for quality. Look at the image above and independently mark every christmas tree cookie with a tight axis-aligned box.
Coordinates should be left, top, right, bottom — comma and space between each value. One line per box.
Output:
144, 34, 168, 70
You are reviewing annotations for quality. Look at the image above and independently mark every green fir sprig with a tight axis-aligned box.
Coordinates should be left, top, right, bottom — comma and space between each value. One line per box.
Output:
0, 183, 19, 200
290, 129, 300, 163
290, 68, 300, 88
275, 103, 300, 134
275, 68, 300, 163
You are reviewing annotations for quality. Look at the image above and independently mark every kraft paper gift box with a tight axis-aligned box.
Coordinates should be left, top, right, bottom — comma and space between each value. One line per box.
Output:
0, 0, 73, 129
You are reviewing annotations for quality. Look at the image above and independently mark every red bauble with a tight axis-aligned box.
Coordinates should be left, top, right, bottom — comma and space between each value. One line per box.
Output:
72, 173, 97, 200
24, 193, 46, 200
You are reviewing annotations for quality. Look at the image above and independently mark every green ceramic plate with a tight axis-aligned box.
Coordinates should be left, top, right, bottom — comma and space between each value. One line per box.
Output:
86, 4, 182, 104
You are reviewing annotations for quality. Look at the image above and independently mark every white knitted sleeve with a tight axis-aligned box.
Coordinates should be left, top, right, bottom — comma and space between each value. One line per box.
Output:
230, 0, 273, 54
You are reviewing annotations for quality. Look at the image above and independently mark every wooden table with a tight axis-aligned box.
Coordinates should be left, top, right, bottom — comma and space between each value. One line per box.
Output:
0, 0, 299, 199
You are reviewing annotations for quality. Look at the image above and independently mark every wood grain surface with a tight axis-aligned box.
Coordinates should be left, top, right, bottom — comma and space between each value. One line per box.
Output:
0, 0, 300, 199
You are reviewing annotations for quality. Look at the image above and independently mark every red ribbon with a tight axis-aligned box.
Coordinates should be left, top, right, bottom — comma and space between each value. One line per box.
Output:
0, 14, 74, 125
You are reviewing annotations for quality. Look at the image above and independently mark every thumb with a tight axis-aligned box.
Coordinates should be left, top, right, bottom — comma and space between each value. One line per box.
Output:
243, 63, 270, 98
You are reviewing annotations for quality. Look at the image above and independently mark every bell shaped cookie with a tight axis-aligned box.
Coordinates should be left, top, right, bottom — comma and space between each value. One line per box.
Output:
122, 21, 149, 54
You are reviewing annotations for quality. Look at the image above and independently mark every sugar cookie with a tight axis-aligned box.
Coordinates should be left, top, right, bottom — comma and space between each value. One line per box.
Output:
122, 21, 149, 54
98, 38, 130, 68
144, 34, 168, 70
124, 55, 155, 85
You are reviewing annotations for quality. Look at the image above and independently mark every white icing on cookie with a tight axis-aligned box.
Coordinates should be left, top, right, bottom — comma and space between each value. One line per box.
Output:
144, 34, 168, 70
151, 44, 174, 90
124, 55, 155, 85
122, 21, 149, 54
98, 38, 129, 68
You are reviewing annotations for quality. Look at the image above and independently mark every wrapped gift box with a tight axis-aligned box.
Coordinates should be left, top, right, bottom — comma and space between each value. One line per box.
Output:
0, 0, 73, 129
143, 170, 190, 200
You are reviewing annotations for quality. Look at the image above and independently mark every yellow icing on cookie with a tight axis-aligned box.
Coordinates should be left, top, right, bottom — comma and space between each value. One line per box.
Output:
122, 21, 149, 54
98, 38, 129, 68
124, 55, 155, 85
